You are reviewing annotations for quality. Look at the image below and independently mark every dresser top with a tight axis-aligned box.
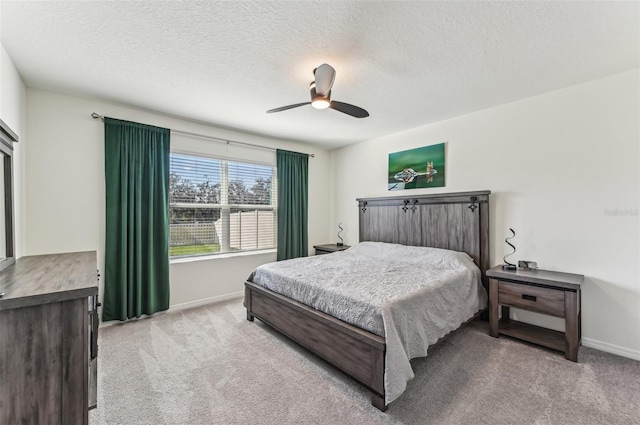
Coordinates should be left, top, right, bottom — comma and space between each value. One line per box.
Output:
0, 251, 98, 311
487, 265, 583, 291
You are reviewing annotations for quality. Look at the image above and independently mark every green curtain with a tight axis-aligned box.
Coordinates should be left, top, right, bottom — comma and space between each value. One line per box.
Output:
102, 117, 170, 321
276, 149, 309, 261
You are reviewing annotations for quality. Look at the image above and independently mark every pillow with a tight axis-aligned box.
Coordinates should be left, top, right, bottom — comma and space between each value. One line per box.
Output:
346, 241, 477, 270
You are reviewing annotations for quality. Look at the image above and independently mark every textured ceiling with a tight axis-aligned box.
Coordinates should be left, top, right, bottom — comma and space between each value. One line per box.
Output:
1, 1, 638, 149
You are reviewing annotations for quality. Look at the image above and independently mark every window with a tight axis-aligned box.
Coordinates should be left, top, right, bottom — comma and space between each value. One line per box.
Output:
169, 152, 276, 258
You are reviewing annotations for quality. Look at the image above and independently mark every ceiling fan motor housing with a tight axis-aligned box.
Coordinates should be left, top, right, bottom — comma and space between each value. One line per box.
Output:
310, 83, 331, 109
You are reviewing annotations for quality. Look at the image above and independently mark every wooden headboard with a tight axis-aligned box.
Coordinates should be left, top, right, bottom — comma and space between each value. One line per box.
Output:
357, 190, 491, 288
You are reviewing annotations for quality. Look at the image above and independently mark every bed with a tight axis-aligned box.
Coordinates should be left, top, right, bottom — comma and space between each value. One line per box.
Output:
244, 190, 490, 410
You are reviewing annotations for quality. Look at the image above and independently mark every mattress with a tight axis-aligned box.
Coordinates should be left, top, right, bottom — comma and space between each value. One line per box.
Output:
248, 241, 487, 404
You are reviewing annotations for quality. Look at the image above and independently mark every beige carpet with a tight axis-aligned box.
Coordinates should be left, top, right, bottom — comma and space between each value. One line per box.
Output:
90, 299, 640, 425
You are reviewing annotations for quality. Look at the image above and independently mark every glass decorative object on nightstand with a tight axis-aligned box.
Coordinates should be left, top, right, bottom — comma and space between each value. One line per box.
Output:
337, 222, 344, 246
502, 228, 517, 270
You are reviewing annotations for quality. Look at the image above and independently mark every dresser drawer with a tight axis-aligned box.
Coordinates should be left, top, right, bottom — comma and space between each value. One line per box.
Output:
498, 281, 565, 317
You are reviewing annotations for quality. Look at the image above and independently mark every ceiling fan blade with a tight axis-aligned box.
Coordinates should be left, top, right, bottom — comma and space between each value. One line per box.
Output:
266, 102, 311, 113
329, 101, 369, 118
314, 64, 335, 96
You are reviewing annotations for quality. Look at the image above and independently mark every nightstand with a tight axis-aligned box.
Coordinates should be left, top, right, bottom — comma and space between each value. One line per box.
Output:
313, 244, 350, 255
487, 266, 583, 362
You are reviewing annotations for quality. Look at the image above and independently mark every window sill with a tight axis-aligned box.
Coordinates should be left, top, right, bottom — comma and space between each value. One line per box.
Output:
169, 248, 277, 264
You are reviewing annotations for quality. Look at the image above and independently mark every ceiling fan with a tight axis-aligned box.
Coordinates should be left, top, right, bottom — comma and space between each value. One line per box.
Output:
267, 64, 369, 118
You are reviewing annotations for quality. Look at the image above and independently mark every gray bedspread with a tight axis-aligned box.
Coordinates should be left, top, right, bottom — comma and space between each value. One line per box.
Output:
247, 242, 487, 405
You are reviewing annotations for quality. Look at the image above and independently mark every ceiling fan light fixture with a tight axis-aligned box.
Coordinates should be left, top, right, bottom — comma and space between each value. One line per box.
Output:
311, 98, 330, 109
267, 63, 369, 118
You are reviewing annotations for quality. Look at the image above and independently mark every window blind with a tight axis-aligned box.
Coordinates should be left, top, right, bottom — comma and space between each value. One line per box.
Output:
169, 153, 276, 257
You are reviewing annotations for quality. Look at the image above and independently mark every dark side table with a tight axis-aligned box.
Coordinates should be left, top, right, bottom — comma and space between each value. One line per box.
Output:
313, 244, 350, 255
487, 266, 583, 362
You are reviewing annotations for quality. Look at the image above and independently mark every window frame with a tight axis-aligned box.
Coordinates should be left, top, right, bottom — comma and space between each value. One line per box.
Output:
169, 149, 277, 259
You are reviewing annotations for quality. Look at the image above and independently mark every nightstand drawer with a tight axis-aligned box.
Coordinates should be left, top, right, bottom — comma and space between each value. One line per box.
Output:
498, 281, 565, 317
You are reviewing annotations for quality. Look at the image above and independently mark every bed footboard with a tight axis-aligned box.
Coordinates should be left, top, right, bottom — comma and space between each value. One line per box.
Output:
245, 282, 387, 410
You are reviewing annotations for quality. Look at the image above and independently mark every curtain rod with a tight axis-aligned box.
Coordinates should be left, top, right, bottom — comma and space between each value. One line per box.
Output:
90, 113, 315, 158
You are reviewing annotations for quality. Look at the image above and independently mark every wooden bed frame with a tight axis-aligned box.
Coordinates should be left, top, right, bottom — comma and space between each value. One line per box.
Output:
244, 190, 491, 410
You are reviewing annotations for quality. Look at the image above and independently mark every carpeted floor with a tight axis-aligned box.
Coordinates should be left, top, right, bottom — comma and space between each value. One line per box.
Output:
89, 299, 640, 425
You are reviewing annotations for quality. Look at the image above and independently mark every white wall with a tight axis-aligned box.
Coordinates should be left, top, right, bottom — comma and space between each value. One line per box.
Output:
0, 43, 26, 258
24, 89, 332, 309
331, 70, 640, 359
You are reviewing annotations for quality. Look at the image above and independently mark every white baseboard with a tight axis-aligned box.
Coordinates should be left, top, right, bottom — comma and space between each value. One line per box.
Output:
100, 291, 244, 328
582, 337, 640, 361
169, 291, 244, 312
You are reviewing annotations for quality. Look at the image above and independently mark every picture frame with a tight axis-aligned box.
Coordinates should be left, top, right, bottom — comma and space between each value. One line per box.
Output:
388, 142, 445, 191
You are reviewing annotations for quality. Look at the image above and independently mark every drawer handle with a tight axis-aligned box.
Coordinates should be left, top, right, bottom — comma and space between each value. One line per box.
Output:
522, 294, 537, 302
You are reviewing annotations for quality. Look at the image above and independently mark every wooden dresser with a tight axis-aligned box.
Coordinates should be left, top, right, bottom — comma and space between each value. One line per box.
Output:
0, 251, 99, 425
